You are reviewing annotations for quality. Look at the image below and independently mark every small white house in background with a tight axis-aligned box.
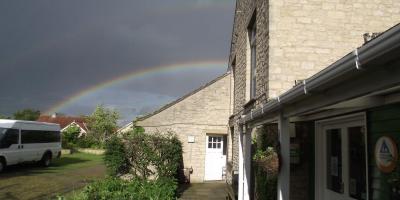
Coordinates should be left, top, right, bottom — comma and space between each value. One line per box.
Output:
118, 73, 232, 183
60, 121, 88, 137
37, 115, 88, 137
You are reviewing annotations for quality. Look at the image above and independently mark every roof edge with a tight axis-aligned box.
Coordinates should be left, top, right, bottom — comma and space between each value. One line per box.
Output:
136, 72, 230, 121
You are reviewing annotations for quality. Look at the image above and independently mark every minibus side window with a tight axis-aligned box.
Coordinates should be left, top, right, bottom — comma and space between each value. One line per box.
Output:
21, 130, 60, 143
0, 128, 19, 148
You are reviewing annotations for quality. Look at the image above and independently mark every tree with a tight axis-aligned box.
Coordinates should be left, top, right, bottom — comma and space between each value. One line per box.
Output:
13, 109, 40, 121
86, 105, 119, 145
62, 124, 81, 144
0, 114, 10, 119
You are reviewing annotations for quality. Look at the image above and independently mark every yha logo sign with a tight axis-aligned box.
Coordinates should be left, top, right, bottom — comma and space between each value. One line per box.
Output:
375, 136, 398, 173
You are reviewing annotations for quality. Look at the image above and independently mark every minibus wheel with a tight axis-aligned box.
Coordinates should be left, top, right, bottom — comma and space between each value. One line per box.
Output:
41, 152, 52, 167
0, 158, 5, 172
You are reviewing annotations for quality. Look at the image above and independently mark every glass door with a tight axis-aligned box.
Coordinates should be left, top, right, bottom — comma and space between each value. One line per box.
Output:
316, 115, 368, 200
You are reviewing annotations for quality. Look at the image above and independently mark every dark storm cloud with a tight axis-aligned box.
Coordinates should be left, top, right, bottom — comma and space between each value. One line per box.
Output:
0, 0, 234, 116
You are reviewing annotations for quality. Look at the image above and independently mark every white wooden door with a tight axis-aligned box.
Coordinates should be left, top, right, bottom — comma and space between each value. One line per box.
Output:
204, 135, 226, 181
316, 114, 368, 200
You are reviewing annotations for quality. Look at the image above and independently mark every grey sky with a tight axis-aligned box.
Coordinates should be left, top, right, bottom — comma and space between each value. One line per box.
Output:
0, 0, 234, 123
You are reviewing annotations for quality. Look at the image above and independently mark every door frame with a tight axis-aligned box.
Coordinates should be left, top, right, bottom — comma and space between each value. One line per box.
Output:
204, 134, 226, 181
315, 113, 369, 200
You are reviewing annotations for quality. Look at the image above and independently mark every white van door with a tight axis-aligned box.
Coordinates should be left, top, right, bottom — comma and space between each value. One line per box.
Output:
0, 128, 21, 165
20, 130, 42, 162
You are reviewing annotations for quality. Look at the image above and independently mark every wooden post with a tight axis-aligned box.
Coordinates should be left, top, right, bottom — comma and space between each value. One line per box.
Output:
278, 113, 290, 200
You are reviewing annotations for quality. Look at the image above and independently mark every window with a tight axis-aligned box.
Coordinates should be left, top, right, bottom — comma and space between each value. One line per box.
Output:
231, 57, 236, 112
248, 14, 257, 99
229, 127, 234, 160
348, 126, 366, 199
0, 128, 19, 148
326, 128, 343, 193
21, 130, 60, 144
223, 135, 227, 155
208, 136, 223, 149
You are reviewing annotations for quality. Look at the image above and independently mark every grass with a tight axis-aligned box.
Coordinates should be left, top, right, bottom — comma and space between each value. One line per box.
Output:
50, 152, 104, 172
0, 153, 106, 200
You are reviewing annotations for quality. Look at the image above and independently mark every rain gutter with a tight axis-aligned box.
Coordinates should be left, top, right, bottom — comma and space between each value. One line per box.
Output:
240, 24, 400, 124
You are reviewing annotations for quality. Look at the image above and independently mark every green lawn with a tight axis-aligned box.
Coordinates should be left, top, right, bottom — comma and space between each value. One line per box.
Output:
0, 153, 106, 200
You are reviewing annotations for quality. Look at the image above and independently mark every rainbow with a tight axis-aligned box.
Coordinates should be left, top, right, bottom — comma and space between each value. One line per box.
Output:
45, 60, 227, 114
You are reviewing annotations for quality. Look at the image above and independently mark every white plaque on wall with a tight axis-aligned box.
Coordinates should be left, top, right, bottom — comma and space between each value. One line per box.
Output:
188, 136, 195, 143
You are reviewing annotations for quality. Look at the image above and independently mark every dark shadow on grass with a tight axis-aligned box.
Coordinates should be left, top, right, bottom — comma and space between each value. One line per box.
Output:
1, 192, 20, 200
51, 156, 90, 167
0, 157, 89, 178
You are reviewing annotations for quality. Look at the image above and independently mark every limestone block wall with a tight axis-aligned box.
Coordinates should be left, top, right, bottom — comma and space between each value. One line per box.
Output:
268, 0, 400, 98
230, 0, 271, 113
229, 0, 271, 179
228, 0, 400, 198
136, 74, 231, 183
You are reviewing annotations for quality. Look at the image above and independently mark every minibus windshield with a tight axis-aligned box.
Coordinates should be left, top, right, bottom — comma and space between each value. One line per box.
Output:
0, 128, 7, 141
0, 128, 19, 148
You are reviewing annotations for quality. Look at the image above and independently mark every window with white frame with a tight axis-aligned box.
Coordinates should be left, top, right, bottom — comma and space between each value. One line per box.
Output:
208, 136, 222, 149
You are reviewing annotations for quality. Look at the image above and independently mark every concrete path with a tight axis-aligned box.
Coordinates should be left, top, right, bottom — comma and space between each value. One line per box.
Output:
178, 181, 227, 200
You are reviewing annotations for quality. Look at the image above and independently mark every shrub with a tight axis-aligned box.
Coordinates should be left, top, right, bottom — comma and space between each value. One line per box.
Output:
79, 177, 177, 200
253, 124, 278, 200
104, 136, 130, 176
253, 147, 279, 175
76, 136, 102, 149
63, 125, 80, 143
62, 125, 80, 149
123, 129, 183, 180
69, 127, 182, 200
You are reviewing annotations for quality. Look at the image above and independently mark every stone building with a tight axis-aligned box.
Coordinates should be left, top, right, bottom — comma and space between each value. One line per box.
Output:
118, 73, 231, 183
226, 0, 400, 199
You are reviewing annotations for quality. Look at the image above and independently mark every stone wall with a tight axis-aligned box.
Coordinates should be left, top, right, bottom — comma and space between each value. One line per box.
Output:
229, 0, 271, 173
228, 0, 400, 199
268, 0, 400, 98
136, 73, 231, 183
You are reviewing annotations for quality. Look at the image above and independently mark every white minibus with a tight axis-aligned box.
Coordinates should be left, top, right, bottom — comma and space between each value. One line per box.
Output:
0, 119, 61, 172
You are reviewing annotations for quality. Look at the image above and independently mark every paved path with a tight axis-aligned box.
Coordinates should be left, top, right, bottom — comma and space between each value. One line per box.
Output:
178, 181, 227, 200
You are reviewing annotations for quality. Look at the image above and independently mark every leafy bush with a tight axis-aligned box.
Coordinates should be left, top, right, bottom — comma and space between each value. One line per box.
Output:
76, 136, 102, 149
63, 125, 80, 143
104, 136, 130, 176
253, 147, 279, 175
253, 124, 278, 200
123, 128, 183, 180
62, 125, 81, 149
68, 127, 182, 200
77, 177, 177, 200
